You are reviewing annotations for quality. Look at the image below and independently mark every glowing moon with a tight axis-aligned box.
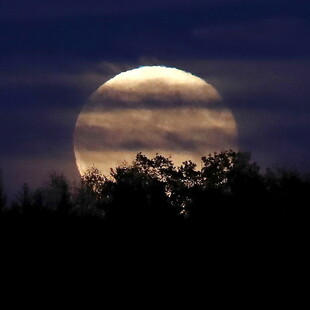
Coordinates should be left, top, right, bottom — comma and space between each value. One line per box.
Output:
74, 66, 238, 175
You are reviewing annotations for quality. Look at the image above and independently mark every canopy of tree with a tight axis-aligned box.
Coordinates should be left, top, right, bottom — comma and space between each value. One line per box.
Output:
0, 150, 308, 236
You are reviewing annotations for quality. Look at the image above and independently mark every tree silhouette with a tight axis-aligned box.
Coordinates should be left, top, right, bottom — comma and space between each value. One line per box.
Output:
42, 173, 72, 216
103, 154, 177, 223
0, 149, 309, 244
0, 170, 7, 212
77, 150, 269, 224
73, 166, 107, 218
16, 183, 33, 215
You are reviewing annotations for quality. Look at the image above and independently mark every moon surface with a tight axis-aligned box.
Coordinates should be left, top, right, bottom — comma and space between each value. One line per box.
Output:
74, 66, 238, 175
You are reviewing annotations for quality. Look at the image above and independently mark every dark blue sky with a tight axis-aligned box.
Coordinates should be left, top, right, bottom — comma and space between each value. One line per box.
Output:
1, 0, 310, 195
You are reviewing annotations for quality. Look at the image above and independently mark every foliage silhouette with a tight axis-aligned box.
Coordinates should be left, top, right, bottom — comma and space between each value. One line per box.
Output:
0, 150, 309, 243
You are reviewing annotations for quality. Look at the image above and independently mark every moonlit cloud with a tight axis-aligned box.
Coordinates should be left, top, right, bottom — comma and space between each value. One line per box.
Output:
74, 66, 238, 175
75, 108, 236, 151
98, 67, 219, 99
0, 71, 107, 89
87, 67, 221, 110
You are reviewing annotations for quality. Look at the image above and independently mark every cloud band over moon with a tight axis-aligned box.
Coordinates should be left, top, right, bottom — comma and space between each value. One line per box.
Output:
74, 66, 238, 175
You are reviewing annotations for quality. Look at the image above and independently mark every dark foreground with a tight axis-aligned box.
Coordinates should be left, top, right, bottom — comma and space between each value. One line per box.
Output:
0, 151, 308, 293
1, 202, 307, 307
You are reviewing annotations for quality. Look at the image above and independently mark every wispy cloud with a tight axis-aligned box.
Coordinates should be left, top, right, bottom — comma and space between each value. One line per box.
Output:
75, 108, 237, 151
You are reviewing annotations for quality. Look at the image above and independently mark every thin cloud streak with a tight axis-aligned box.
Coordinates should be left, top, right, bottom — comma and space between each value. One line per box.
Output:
74, 107, 238, 174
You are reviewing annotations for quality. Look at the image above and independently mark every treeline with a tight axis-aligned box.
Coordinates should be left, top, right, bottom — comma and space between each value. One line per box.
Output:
0, 150, 309, 234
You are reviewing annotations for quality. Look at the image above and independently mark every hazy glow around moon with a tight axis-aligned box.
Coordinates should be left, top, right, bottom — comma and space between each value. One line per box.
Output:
74, 66, 238, 175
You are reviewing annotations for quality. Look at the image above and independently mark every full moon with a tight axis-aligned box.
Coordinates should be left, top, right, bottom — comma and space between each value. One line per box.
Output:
74, 66, 238, 175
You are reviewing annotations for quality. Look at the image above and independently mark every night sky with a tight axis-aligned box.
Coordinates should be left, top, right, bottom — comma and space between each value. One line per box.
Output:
1, 0, 310, 196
